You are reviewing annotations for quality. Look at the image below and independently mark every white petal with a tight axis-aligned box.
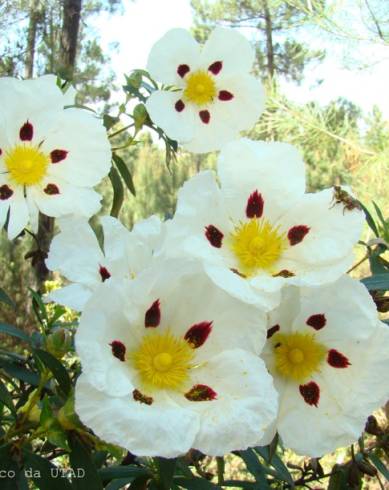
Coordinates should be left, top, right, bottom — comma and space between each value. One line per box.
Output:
218, 139, 306, 222
147, 28, 201, 85
46, 283, 93, 311
146, 91, 196, 143
29, 177, 101, 218
43, 108, 111, 187
75, 373, 199, 458
190, 349, 278, 456
7, 188, 29, 240
200, 27, 255, 76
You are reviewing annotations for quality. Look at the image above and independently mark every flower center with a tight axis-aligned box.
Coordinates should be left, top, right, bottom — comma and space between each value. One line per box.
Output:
131, 331, 195, 391
229, 219, 287, 276
272, 332, 326, 382
183, 71, 216, 106
5, 145, 49, 185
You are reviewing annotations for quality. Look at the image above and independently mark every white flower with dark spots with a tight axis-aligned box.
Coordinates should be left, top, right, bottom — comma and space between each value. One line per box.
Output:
45, 214, 162, 311
75, 260, 277, 457
260, 275, 389, 456
145, 27, 264, 153
161, 138, 364, 310
0, 75, 111, 239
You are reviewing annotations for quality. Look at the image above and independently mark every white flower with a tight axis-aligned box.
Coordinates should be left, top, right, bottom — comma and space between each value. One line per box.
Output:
75, 260, 277, 457
160, 138, 364, 310
0, 75, 111, 239
145, 27, 264, 153
45, 214, 162, 311
260, 275, 389, 456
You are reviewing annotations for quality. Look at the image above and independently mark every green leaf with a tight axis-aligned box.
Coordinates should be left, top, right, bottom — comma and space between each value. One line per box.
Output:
0, 323, 31, 343
238, 449, 270, 489
30, 289, 49, 324
106, 477, 140, 490
0, 380, 16, 416
69, 435, 104, 490
369, 454, 389, 480
0, 359, 40, 386
108, 167, 124, 218
361, 273, 389, 291
23, 450, 73, 490
327, 466, 348, 490
104, 114, 120, 130
174, 478, 221, 490
112, 154, 136, 196
372, 201, 387, 228
0, 288, 15, 308
99, 466, 150, 481
34, 349, 71, 396
156, 457, 177, 490
359, 203, 379, 237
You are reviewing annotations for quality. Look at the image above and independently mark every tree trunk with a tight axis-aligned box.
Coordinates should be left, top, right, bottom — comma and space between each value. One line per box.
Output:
25, 0, 40, 78
34, 0, 83, 290
59, 0, 82, 80
262, 0, 275, 78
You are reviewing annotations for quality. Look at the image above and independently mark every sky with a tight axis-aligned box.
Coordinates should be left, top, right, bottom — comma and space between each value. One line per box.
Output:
92, 0, 389, 118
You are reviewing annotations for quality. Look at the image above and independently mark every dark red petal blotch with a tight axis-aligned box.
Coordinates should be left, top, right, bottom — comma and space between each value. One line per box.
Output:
327, 349, 350, 368
246, 190, 264, 218
306, 314, 326, 330
208, 61, 222, 75
185, 384, 217, 401
199, 110, 210, 124
287, 225, 310, 246
43, 184, 60, 195
299, 381, 320, 407
267, 324, 280, 339
205, 225, 224, 248
145, 299, 161, 328
99, 266, 111, 282
50, 149, 68, 163
0, 185, 13, 200
175, 100, 185, 112
218, 90, 234, 101
184, 321, 213, 348
177, 64, 190, 78
19, 121, 33, 141
110, 340, 126, 361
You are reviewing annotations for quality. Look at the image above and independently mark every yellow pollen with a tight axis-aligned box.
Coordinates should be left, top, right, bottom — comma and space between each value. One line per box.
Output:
229, 219, 287, 277
272, 332, 326, 382
183, 71, 216, 106
130, 330, 194, 391
5, 145, 49, 186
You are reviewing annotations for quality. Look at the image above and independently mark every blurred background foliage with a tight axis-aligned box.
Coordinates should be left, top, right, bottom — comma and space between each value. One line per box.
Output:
0, 1, 388, 488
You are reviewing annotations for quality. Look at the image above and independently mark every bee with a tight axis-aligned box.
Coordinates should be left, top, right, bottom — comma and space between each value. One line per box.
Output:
330, 186, 362, 213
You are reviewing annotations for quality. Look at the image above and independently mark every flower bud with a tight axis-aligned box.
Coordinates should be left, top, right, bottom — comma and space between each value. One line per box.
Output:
57, 395, 80, 431
45, 328, 72, 359
364, 415, 382, 436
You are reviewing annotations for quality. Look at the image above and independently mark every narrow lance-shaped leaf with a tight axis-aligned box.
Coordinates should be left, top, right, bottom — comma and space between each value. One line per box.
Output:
112, 154, 136, 196
108, 166, 124, 218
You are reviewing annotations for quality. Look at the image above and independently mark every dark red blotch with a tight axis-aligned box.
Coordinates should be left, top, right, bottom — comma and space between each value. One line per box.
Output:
145, 299, 161, 328
287, 225, 310, 246
327, 349, 350, 368
299, 381, 320, 407
110, 340, 126, 361
246, 190, 264, 218
184, 321, 213, 348
205, 225, 223, 248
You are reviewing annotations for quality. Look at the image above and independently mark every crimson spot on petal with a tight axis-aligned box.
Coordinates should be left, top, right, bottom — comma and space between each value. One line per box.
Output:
110, 340, 126, 361
133, 389, 153, 405
19, 121, 33, 141
306, 314, 326, 330
185, 321, 213, 348
99, 266, 111, 282
177, 64, 190, 78
205, 225, 223, 248
145, 299, 161, 328
0, 185, 13, 200
327, 349, 350, 368
288, 225, 310, 246
246, 190, 264, 218
299, 381, 320, 407
267, 324, 280, 339
50, 149, 68, 163
199, 110, 210, 124
185, 384, 217, 401
219, 90, 234, 101
208, 61, 222, 75
0, 148, 2, 156
175, 99, 185, 112
43, 183, 60, 195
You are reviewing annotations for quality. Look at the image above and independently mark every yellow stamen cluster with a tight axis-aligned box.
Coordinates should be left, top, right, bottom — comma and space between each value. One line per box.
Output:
229, 219, 287, 276
130, 330, 194, 390
272, 332, 326, 382
5, 145, 49, 186
183, 71, 216, 106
